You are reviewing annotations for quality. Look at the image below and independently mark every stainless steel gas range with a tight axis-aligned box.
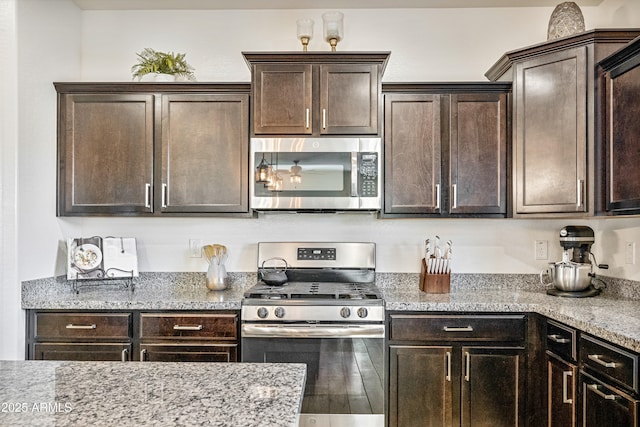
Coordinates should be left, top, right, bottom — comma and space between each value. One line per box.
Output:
241, 242, 385, 427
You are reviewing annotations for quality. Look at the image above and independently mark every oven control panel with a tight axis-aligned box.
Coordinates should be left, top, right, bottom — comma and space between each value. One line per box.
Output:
297, 247, 336, 261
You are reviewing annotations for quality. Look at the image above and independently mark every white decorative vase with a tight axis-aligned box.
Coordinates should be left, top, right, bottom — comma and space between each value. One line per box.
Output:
139, 73, 176, 82
547, 2, 585, 40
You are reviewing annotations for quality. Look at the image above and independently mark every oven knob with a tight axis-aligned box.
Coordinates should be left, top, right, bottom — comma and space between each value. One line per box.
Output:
357, 307, 369, 318
340, 307, 351, 318
257, 307, 269, 319
274, 307, 286, 318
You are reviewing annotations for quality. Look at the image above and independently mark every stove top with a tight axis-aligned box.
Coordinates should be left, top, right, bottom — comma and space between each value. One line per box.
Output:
244, 281, 383, 301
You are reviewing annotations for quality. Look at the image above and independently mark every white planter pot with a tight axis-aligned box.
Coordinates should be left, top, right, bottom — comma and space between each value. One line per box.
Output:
139, 73, 176, 82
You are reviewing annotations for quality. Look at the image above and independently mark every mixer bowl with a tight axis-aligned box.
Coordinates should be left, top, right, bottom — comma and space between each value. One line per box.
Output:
541, 261, 593, 291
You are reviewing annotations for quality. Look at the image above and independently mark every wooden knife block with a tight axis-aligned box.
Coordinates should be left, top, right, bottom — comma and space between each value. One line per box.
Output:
420, 258, 451, 293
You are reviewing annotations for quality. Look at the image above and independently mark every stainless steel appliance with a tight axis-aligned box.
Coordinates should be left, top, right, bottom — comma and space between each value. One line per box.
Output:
250, 138, 381, 211
541, 226, 607, 297
241, 242, 385, 427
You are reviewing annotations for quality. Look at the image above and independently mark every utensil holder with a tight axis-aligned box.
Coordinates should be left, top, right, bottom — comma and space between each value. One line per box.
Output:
420, 258, 451, 293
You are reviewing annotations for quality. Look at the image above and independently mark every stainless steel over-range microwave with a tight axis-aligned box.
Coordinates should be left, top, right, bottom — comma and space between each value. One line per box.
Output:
250, 137, 381, 211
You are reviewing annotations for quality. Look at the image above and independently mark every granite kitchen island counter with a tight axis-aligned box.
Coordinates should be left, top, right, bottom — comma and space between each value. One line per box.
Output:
0, 360, 306, 427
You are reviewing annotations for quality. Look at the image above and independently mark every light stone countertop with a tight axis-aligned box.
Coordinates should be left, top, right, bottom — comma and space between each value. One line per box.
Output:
21, 272, 640, 352
0, 360, 306, 427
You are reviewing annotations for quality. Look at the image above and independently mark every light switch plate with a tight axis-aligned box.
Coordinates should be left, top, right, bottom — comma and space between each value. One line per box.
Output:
625, 242, 635, 265
535, 240, 548, 260
189, 239, 203, 258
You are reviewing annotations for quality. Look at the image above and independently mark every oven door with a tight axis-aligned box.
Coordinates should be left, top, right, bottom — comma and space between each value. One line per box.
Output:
250, 137, 381, 211
241, 323, 385, 427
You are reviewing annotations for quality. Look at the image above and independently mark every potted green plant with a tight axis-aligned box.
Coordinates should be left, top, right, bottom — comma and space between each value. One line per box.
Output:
131, 48, 195, 81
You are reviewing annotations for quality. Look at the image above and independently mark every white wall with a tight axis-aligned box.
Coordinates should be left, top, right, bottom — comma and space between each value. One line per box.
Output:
4, 0, 639, 359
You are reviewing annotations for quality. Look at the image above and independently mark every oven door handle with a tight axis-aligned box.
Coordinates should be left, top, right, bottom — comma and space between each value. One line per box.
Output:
241, 323, 385, 339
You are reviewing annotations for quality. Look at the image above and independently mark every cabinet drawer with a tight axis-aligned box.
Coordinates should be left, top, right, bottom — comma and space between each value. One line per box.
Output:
546, 319, 577, 361
34, 312, 132, 339
32, 343, 131, 361
140, 313, 237, 340
139, 343, 238, 362
389, 314, 525, 342
580, 335, 639, 393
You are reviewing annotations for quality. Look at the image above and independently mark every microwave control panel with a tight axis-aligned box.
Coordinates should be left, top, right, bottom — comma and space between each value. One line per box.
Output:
358, 153, 378, 197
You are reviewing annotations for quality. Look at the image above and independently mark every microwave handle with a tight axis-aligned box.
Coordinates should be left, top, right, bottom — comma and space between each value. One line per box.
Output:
351, 152, 359, 197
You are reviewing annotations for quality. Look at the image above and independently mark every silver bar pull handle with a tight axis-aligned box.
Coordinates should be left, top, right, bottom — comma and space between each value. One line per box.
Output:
305, 108, 310, 129
173, 324, 204, 331
435, 184, 441, 210
548, 334, 570, 344
322, 109, 327, 129
65, 324, 96, 330
145, 183, 151, 208
464, 351, 470, 382
350, 152, 359, 197
445, 351, 452, 382
588, 354, 617, 368
161, 183, 168, 208
577, 179, 583, 207
121, 348, 129, 362
140, 348, 147, 362
443, 326, 473, 332
562, 370, 573, 404
451, 184, 458, 209
586, 383, 618, 400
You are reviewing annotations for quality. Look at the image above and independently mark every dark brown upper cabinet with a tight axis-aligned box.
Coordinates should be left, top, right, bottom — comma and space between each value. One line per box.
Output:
56, 83, 250, 216
486, 29, 640, 218
243, 52, 390, 136
598, 35, 640, 215
382, 84, 510, 217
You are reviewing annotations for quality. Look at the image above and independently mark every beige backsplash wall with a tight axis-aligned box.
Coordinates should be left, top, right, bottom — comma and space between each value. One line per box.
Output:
15, 0, 640, 284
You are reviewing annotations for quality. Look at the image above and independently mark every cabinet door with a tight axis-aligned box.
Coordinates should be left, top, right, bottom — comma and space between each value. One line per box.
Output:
605, 61, 640, 212
388, 345, 454, 427
548, 354, 577, 427
514, 47, 588, 214
460, 346, 526, 427
58, 94, 154, 215
33, 343, 131, 361
384, 94, 442, 214
320, 64, 379, 135
253, 64, 313, 134
161, 94, 249, 213
449, 93, 507, 215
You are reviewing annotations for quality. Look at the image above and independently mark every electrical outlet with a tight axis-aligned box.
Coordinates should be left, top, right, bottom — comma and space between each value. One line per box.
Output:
535, 240, 548, 260
189, 239, 203, 258
625, 242, 636, 265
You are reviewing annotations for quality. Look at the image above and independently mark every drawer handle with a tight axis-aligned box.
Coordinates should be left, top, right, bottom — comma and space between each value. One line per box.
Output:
173, 324, 204, 331
586, 383, 618, 401
65, 324, 97, 330
562, 370, 573, 404
548, 334, 570, 344
588, 354, 617, 368
121, 348, 129, 363
140, 348, 147, 362
464, 351, 470, 382
443, 326, 473, 332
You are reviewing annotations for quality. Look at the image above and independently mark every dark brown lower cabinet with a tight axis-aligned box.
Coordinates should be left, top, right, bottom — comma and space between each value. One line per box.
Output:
389, 346, 453, 426
26, 310, 239, 362
580, 371, 638, 427
547, 353, 578, 427
387, 313, 527, 427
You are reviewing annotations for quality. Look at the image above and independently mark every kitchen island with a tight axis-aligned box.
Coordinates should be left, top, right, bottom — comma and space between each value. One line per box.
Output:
0, 360, 306, 427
